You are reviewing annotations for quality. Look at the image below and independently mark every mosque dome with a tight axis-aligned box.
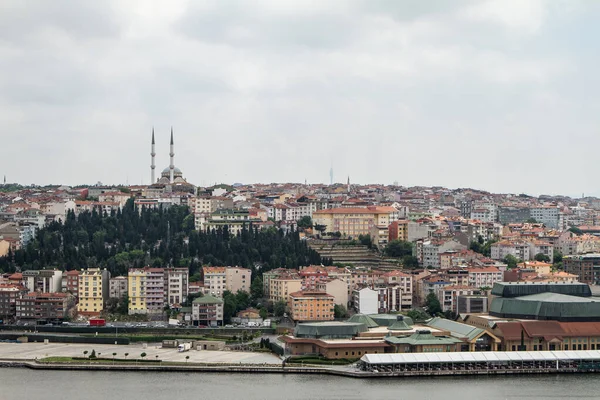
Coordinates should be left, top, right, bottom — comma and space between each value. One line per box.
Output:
162, 167, 182, 175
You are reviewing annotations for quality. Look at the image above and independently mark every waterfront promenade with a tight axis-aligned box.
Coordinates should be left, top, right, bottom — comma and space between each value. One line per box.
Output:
0, 342, 282, 365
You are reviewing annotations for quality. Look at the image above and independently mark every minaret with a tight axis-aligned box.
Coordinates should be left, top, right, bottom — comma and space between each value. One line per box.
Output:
347, 176, 350, 193
169, 127, 175, 184
150, 128, 156, 184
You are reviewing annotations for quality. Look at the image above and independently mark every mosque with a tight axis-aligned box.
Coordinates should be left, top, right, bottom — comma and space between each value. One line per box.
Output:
150, 127, 188, 185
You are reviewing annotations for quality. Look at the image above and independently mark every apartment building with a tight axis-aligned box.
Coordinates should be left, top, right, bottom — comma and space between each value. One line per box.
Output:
312, 206, 399, 237
0, 284, 27, 319
563, 254, 600, 285
352, 287, 378, 315
269, 274, 303, 303
315, 278, 349, 307
224, 267, 251, 294
109, 276, 128, 299
388, 219, 409, 242
196, 209, 262, 235
288, 291, 335, 321
22, 269, 63, 293
203, 267, 227, 297
530, 206, 559, 229
382, 270, 413, 310
77, 268, 110, 316
195, 196, 234, 228
192, 295, 224, 327
165, 267, 189, 306
61, 270, 79, 297
490, 241, 531, 261
467, 267, 503, 288
435, 285, 480, 313
16, 292, 72, 321
128, 267, 165, 315
418, 239, 466, 268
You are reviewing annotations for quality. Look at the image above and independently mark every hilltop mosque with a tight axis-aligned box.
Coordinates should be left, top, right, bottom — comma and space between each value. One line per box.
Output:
150, 128, 188, 185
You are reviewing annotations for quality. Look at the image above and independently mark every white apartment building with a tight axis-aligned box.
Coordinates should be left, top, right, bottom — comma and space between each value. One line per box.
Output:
352, 287, 378, 315
165, 267, 189, 306
530, 206, 559, 229
22, 269, 63, 293
467, 267, 503, 288
202, 267, 227, 297
490, 241, 532, 261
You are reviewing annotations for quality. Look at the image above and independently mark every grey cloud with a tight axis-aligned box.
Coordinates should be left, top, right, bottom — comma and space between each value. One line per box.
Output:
0, 0, 122, 45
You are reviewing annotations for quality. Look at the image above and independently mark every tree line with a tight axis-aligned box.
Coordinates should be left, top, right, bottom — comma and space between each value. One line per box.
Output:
0, 199, 331, 277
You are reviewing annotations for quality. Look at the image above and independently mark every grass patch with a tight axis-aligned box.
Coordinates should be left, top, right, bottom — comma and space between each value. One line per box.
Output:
39, 357, 163, 364
286, 356, 358, 366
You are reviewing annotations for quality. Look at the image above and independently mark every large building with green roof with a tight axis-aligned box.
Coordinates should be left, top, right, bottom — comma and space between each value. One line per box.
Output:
490, 292, 600, 321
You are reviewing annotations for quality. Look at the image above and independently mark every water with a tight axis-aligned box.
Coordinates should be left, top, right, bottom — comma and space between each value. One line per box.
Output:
1, 369, 599, 400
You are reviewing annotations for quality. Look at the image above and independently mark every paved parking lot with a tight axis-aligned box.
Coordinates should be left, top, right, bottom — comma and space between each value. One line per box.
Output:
0, 342, 282, 365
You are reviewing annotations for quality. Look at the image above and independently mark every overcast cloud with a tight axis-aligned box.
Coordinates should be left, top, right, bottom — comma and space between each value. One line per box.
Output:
1, 0, 598, 195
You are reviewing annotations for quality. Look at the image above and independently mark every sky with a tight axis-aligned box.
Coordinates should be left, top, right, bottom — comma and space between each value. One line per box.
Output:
1, 0, 599, 196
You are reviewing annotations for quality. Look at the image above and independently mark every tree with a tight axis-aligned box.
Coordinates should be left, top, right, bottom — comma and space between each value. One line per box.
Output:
124, 353, 129, 359
186, 355, 190, 363
274, 300, 287, 317
569, 227, 583, 236
83, 350, 89, 358
469, 241, 482, 254
503, 254, 519, 269
112, 352, 117, 359
223, 291, 238, 323
358, 234, 372, 249
407, 308, 429, 322
526, 218, 538, 224
140, 352, 147, 360
90, 349, 96, 359
553, 251, 563, 264
401, 255, 419, 268
259, 307, 268, 320
534, 253, 551, 262
385, 240, 413, 258
250, 277, 264, 300
333, 304, 348, 319
296, 216, 313, 229
425, 292, 442, 316
116, 295, 129, 315
314, 224, 327, 235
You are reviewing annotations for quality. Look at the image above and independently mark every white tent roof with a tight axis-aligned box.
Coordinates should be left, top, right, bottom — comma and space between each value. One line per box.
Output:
361, 350, 600, 365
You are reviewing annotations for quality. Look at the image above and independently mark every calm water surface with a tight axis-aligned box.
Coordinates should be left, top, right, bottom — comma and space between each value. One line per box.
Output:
1, 369, 598, 400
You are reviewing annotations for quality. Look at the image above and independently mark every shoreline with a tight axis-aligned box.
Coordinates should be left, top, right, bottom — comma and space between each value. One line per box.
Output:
2, 359, 600, 379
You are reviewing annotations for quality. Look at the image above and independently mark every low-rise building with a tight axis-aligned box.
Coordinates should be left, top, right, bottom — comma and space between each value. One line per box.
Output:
0, 284, 27, 320
288, 291, 335, 321
109, 276, 128, 299
192, 295, 224, 327
22, 269, 63, 293
16, 292, 72, 321
563, 254, 600, 285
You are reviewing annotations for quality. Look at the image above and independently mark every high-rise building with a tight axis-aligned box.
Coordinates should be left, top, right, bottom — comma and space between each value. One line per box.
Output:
128, 267, 165, 315
77, 268, 110, 317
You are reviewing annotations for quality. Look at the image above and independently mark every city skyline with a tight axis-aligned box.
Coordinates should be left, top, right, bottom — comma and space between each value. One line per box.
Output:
2, 1, 599, 195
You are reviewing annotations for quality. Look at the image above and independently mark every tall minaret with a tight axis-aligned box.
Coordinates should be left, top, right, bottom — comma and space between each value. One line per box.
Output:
347, 176, 350, 193
169, 127, 175, 184
150, 128, 156, 184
